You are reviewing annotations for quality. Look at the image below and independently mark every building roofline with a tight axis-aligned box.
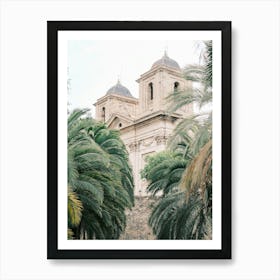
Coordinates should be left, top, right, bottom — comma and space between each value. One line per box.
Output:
94, 93, 139, 106
106, 113, 135, 127
118, 110, 182, 132
136, 65, 183, 82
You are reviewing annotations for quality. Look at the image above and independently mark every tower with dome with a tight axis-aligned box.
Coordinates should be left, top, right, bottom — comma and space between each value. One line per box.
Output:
94, 52, 193, 196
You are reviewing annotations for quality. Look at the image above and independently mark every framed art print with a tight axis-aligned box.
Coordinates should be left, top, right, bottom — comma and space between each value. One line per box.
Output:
47, 21, 231, 259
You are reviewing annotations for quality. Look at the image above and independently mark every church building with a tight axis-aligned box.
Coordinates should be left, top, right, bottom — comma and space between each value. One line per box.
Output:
94, 52, 193, 196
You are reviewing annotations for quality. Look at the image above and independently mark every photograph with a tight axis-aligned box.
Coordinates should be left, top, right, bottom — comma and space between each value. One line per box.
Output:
68, 39, 212, 241
48, 21, 231, 259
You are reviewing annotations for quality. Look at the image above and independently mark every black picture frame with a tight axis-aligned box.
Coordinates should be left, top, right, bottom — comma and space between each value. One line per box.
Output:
47, 21, 231, 259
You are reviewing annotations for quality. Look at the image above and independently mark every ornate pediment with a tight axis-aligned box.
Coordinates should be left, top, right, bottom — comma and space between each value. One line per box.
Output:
106, 113, 134, 130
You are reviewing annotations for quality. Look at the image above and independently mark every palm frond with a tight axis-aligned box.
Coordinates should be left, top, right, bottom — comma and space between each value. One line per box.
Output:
179, 140, 212, 203
67, 109, 134, 239
68, 186, 83, 227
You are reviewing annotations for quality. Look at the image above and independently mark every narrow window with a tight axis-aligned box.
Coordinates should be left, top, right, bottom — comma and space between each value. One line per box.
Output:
149, 82, 153, 100
119, 123, 122, 128
174, 82, 179, 92
102, 107, 105, 122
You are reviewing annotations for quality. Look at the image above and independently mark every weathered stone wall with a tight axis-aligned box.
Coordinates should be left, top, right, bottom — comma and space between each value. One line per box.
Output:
119, 196, 158, 240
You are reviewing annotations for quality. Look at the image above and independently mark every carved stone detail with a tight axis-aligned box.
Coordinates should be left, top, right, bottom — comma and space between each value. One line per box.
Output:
155, 135, 168, 145
139, 137, 155, 147
128, 141, 140, 152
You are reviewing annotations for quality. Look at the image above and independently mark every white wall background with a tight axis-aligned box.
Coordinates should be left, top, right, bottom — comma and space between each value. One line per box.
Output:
0, 1, 279, 279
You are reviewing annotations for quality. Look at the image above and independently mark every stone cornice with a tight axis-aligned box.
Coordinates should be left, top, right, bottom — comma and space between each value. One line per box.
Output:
127, 134, 170, 152
94, 93, 139, 106
136, 65, 183, 83
119, 110, 182, 133
135, 110, 181, 125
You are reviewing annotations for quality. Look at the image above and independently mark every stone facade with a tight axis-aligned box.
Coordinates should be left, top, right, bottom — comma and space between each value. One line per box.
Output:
119, 197, 157, 240
94, 53, 193, 196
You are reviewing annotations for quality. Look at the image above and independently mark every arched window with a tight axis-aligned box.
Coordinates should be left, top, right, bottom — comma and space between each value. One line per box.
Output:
149, 82, 153, 100
174, 82, 179, 92
119, 123, 122, 128
102, 107, 105, 122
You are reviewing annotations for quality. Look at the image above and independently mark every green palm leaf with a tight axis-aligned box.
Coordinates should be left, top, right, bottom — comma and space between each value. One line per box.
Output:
67, 109, 134, 239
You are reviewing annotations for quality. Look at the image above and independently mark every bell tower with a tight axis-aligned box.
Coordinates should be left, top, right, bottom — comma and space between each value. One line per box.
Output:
136, 51, 191, 117
94, 80, 138, 123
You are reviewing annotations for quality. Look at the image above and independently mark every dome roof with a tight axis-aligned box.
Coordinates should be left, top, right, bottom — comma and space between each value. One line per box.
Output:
106, 80, 133, 98
152, 51, 180, 70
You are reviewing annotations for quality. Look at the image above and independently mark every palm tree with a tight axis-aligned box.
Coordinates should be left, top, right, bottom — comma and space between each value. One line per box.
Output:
143, 41, 213, 239
141, 151, 188, 197
176, 41, 212, 215
67, 109, 134, 239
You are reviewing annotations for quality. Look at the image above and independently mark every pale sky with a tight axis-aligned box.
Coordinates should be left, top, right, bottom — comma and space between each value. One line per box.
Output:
68, 40, 202, 117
